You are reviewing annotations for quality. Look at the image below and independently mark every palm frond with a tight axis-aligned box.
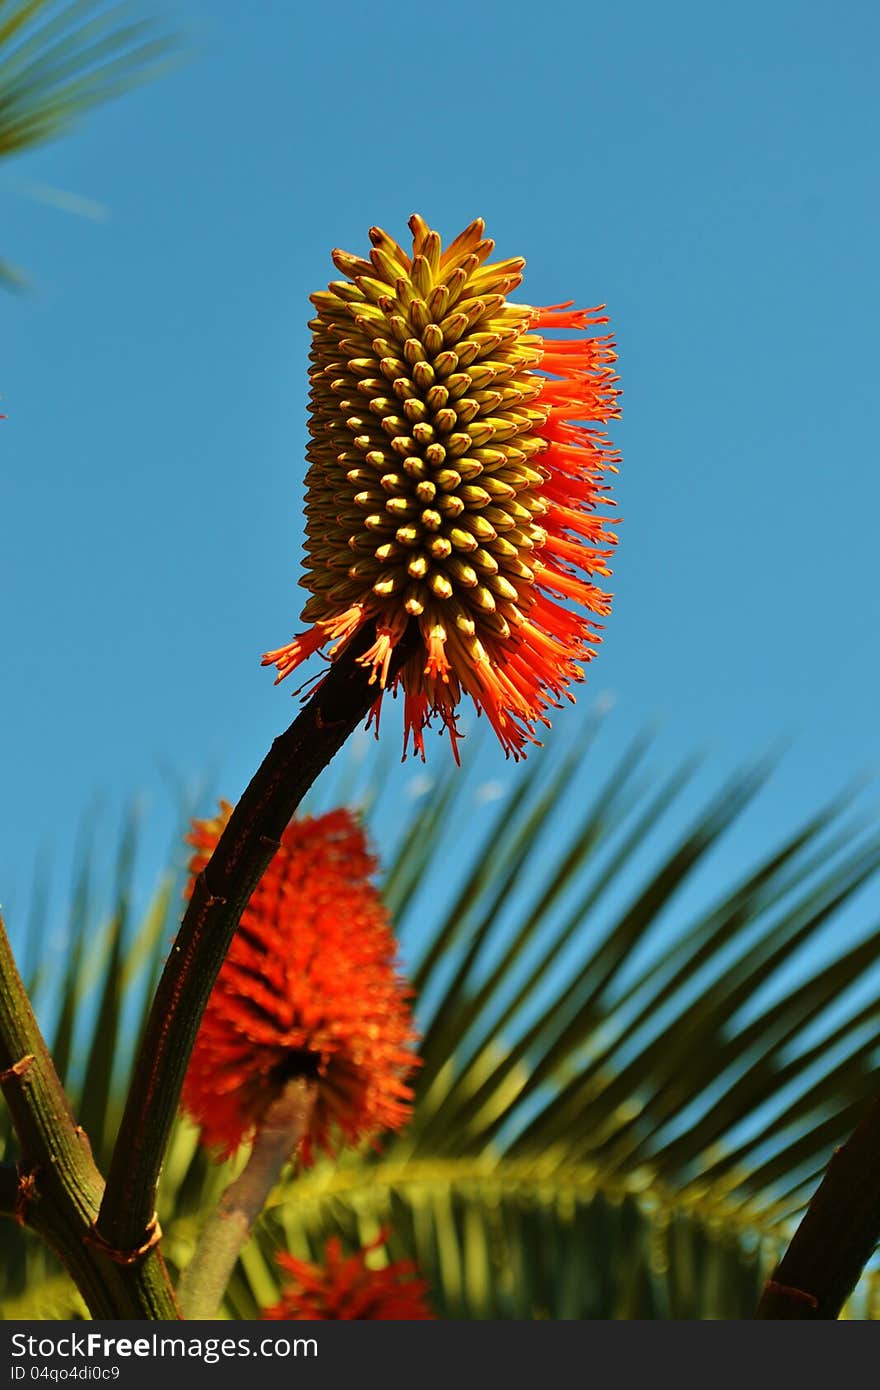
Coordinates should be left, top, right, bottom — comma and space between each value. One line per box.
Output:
0, 0, 176, 283
0, 1, 174, 158
3, 722, 880, 1318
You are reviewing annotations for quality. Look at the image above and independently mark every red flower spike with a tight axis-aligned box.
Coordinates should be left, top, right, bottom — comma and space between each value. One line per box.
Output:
262, 214, 621, 762
262, 1233, 433, 1321
181, 805, 418, 1162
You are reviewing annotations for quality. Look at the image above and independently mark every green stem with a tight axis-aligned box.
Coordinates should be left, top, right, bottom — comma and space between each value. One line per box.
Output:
98, 622, 416, 1255
0, 914, 179, 1318
177, 1078, 316, 1318
755, 1095, 880, 1318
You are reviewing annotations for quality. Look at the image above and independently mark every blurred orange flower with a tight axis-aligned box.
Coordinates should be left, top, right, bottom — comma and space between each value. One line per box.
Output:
263, 214, 620, 762
181, 805, 417, 1162
262, 1234, 433, 1320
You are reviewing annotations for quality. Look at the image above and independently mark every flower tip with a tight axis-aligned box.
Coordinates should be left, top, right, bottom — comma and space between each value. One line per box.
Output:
269, 215, 621, 762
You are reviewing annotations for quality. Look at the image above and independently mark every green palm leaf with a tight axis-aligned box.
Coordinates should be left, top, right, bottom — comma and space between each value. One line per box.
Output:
0, 0, 175, 285
3, 722, 880, 1319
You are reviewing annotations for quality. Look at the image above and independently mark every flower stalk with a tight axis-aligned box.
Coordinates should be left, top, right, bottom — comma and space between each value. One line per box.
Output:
177, 1078, 316, 1319
97, 621, 417, 1259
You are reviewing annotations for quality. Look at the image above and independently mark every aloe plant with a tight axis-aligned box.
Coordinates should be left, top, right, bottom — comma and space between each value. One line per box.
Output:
4, 719, 879, 1319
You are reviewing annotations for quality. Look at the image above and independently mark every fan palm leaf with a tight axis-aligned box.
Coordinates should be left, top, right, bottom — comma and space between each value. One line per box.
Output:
0, 0, 174, 285
2, 720, 880, 1319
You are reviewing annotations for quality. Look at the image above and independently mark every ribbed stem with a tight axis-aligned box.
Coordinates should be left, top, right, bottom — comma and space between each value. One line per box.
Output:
0, 914, 179, 1318
98, 622, 417, 1255
177, 1078, 316, 1318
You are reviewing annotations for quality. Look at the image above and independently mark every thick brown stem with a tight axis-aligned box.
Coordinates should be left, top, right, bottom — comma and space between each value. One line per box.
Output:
98, 623, 416, 1255
755, 1096, 880, 1318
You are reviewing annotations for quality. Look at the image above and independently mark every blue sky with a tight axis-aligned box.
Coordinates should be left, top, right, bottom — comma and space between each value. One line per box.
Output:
2, 0, 879, 980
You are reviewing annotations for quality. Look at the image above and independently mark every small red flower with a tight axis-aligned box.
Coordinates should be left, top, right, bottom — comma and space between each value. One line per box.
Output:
181, 805, 417, 1162
262, 1233, 433, 1320
263, 214, 620, 762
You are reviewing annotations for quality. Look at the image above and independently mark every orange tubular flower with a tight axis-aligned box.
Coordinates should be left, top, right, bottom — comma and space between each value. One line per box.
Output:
180, 806, 417, 1163
262, 214, 620, 762
262, 1234, 433, 1321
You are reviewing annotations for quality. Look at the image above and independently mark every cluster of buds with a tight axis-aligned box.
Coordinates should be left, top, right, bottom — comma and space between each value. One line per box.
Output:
179, 216, 621, 1322
264, 214, 620, 761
